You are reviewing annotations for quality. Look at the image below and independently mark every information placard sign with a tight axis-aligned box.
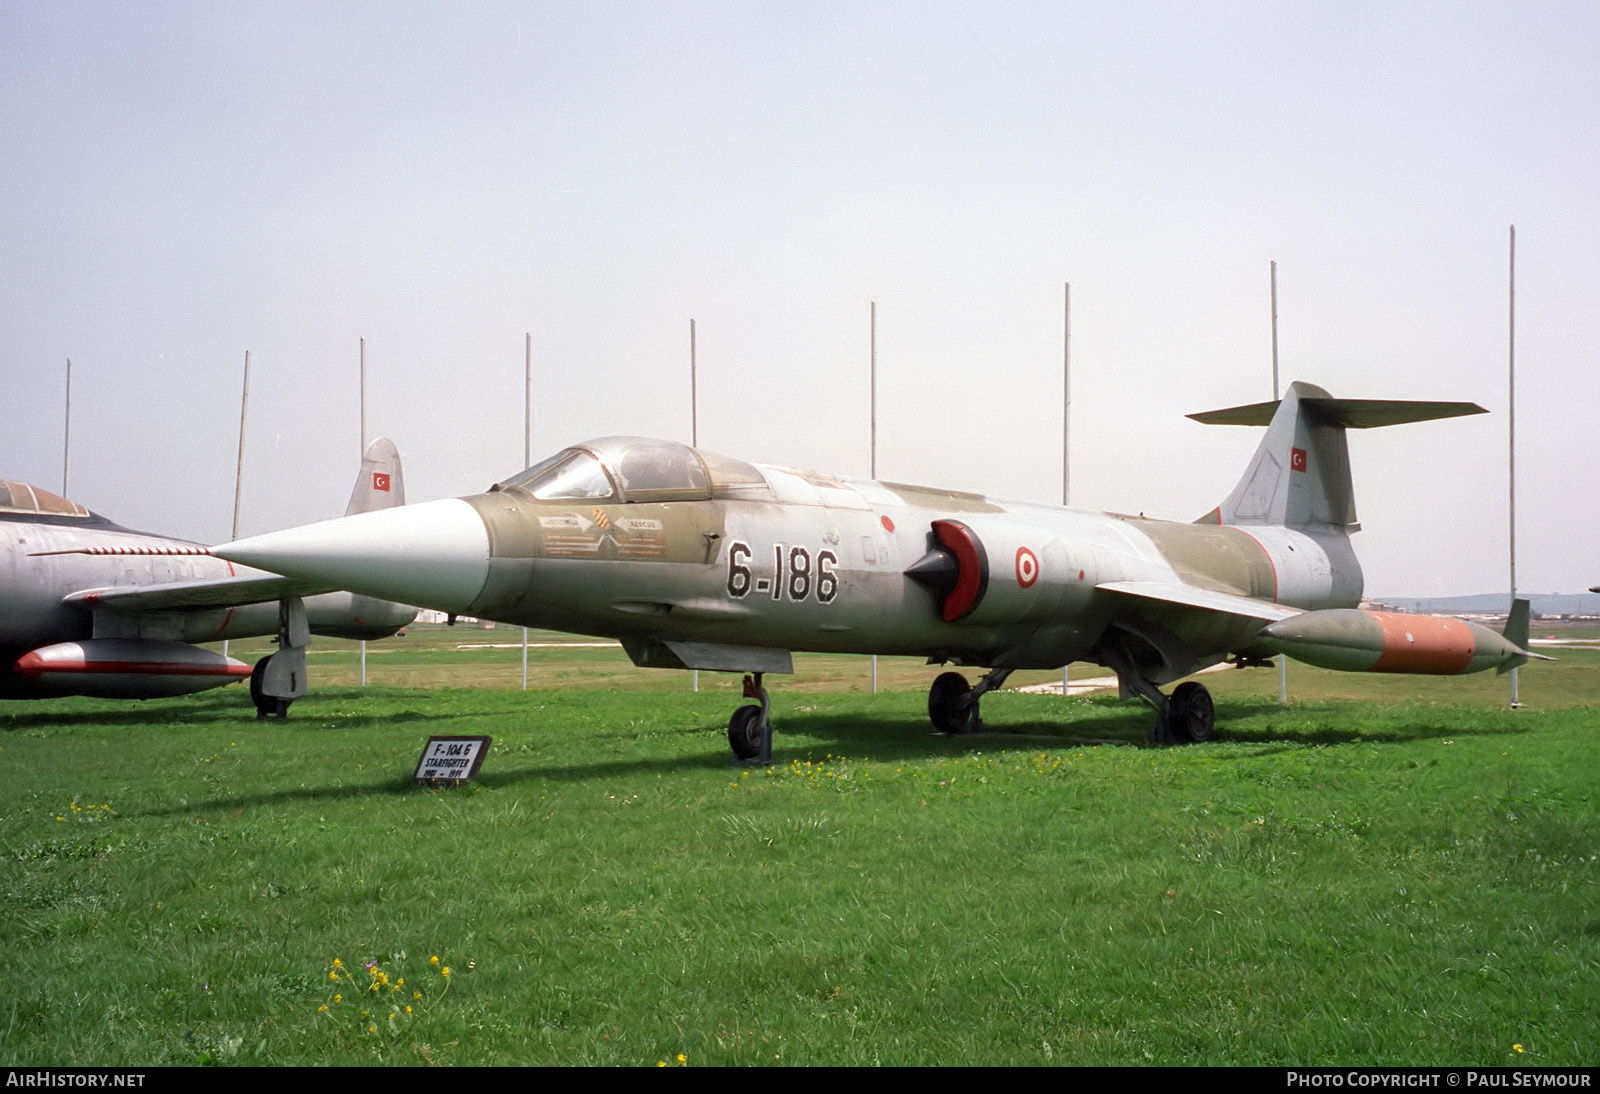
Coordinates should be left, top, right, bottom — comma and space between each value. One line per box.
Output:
414, 735, 491, 786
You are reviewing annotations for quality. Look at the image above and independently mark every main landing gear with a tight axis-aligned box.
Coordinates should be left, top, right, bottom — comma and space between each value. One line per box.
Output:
926, 668, 1013, 734
727, 673, 774, 764
249, 656, 292, 719
250, 596, 310, 721
1091, 635, 1217, 744
1164, 681, 1216, 744
925, 661, 1216, 744
1120, 674, 1215, 745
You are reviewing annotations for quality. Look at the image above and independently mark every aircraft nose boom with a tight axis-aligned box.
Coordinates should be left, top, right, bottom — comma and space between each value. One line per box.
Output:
214, 498, 491, 614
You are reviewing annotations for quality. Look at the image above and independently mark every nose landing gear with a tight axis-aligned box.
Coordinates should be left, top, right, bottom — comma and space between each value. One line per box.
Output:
727, 672, 773, 764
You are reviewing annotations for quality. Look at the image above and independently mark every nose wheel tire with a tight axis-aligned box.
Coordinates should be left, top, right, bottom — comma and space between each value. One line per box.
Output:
727, 704, 766, 761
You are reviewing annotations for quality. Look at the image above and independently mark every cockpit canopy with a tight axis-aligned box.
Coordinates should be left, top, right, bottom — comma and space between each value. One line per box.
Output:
0, 480, 90, 519
496, 436, 771, 504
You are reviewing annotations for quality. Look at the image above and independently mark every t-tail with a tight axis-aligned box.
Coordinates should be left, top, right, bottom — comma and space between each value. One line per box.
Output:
1190, 380, 1486, 532
345, 437, 406, 515
1190, 383, 1550, 679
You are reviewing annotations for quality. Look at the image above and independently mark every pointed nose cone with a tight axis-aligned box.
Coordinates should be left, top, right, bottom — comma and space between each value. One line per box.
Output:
215, 498, 491, 614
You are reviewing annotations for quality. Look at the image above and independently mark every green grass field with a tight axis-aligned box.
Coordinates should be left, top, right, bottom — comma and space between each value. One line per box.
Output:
3, 626, 1596, 1066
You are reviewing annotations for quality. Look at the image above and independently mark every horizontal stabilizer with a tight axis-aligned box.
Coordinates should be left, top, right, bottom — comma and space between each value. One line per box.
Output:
1189, 397, 1486, 429
1191, 382, 1487, 530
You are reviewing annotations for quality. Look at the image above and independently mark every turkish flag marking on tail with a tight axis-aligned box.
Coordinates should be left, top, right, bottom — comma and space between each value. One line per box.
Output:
373, 472, 391, 492
1290, 447, 1307, 473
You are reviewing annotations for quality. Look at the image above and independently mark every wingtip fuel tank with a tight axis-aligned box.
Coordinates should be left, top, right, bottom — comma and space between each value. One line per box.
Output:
1254, 609, 1530, 675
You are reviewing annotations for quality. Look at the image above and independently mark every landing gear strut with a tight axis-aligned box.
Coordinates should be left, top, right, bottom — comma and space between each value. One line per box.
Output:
1117, 673, 1216, 746
927, 668, 1013, 734
727, 672, 773, 764
1094, 637, 1217, 744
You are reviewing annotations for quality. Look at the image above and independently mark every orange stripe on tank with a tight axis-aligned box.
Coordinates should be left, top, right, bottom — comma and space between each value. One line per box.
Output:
1371, 613, 1475, 674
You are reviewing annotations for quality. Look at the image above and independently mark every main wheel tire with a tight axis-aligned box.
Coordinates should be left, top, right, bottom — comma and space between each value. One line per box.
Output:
727, 704, 765, 760
249, 655, 291, 719
928, 671, 974, 734
1168, 681, 1215, 743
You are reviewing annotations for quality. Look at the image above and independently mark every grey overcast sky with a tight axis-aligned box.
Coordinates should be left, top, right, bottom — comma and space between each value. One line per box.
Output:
2, 1, 1595, 597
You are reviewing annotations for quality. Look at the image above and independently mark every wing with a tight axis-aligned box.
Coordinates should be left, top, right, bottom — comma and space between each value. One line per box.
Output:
62, 573, 337, 612
1095, 579, 1303, 624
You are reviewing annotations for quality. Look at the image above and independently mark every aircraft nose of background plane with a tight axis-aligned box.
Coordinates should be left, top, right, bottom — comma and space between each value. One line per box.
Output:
214, 498, 491, 614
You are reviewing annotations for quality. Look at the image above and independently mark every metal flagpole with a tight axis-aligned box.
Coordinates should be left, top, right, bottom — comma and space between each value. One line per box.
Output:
1061, 284, 1071, 696
233, 352, 250, 542
1272, 261, 1287, 705
523, 331, 531, 691
225, 351, 249, 659
359, 336, 367, 687
870, 302, 878, 695
62, 359, 71, 496
1508, 226, 1520, 709
690, 318, 699, 693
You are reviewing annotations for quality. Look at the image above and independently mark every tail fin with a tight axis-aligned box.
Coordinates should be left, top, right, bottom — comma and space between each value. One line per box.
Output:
344, 437, 406, 515
1190, 381, 1485, 530
1496, 597, 1557, 672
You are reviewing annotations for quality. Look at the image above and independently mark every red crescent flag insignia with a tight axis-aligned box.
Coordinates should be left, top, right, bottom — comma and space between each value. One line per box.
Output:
373, 472, 391, 491
1290, 447, 1307, 473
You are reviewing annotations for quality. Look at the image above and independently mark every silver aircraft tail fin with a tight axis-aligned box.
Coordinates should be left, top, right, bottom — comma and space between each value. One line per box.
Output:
344, 437, 406, 516
1189, 383, 1485, 530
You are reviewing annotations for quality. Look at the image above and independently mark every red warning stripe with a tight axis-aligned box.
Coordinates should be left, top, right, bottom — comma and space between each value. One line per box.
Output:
15, 653, 252, 682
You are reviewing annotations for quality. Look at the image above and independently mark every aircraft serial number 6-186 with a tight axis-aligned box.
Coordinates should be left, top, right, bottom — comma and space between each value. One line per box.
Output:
214, 382, 1542, 761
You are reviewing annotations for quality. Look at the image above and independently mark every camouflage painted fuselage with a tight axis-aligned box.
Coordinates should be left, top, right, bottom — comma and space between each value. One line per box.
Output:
455, 458, 1360, 681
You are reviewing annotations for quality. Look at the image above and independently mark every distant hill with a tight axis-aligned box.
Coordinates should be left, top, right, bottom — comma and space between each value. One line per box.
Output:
1371, 592, 1600, 617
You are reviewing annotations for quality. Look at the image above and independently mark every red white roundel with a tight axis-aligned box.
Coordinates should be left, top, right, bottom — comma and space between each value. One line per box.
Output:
1015, 546, 1039, 588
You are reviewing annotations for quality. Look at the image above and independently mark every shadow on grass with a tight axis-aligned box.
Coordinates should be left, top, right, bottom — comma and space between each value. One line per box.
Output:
1199, 696, 1531, 746
120, 692, 1534, 817
1, 691, 261, 730
770, 695, 1530, 757
1, 687, 515, 732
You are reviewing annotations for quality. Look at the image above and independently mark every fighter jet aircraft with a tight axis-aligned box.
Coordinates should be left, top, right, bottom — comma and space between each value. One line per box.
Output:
1, 439, 416, 716
213, 382, 1540, 758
